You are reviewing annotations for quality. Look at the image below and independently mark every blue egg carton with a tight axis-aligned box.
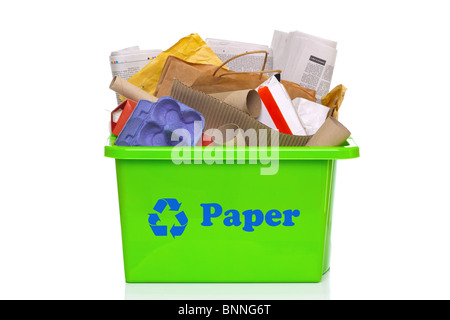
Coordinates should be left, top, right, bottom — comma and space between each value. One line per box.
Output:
115, 97, 205, 147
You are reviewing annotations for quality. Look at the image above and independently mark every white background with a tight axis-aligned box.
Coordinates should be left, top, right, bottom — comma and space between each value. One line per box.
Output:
1, 0, 449, 300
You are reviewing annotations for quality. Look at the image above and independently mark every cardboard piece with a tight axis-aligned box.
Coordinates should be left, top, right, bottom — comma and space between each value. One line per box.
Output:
305, 117, 351, 147
109, 76, 158, 103
209, 90, 261, 118
111, 99, 137, 136
169, 79, 312, 147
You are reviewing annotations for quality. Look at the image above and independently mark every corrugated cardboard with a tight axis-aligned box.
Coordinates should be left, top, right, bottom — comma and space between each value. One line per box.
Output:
169, 79, 311, 147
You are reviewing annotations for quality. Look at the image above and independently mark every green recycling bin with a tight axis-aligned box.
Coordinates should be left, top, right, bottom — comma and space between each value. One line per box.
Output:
105, 135, 359, 283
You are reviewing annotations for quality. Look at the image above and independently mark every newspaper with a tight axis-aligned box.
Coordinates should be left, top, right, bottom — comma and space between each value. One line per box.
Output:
271, 30, 337, 101
205, 38, 273, 74
109, 46, 162, 104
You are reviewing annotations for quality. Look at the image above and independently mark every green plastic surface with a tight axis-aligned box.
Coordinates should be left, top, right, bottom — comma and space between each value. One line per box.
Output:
105, 136, 359, 283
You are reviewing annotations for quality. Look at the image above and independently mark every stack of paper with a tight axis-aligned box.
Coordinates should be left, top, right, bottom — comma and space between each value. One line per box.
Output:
271, 30, 337, 100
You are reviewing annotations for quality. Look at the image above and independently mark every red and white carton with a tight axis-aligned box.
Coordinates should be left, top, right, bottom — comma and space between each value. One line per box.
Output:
111, 99, 137, 136
256, 76, 307, 136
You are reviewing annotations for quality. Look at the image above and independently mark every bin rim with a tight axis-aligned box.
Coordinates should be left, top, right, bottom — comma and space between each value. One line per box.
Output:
104, 135, 359, 160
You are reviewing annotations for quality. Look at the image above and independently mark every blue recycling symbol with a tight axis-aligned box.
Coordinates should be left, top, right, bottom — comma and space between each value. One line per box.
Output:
148, 198, 188, 238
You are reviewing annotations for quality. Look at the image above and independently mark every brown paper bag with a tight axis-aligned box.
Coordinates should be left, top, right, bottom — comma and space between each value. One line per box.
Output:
155, 52, 270, 98
154, 56, 229, 98
191, 50, 317, 101
156, 51, 317, 102
192, 73, 317, 102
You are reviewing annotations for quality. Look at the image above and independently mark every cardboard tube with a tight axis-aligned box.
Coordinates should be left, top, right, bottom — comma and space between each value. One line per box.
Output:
306, 117, 351, 147
209, 90, 261, 118
109, 76, 158, 103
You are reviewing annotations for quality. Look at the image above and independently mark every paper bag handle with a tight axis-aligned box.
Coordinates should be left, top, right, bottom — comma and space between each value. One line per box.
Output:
217, 70, 282, 78
212, 50, 281, 79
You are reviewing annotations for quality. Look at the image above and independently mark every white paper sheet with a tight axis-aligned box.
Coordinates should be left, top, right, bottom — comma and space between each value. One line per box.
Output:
292, 97, 330, 135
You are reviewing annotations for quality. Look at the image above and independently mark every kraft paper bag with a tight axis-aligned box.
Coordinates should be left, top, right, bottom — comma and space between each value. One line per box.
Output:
156, 51, 317, 102
155, 55, 228, 98
191, 72, 317, 102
